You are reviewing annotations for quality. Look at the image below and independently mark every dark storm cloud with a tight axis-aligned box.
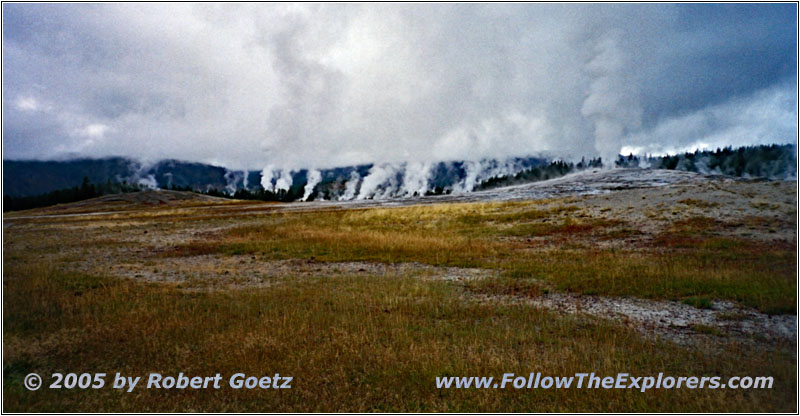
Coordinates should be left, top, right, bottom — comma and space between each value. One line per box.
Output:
2, 3, 796, 169
636, 3, 797, 123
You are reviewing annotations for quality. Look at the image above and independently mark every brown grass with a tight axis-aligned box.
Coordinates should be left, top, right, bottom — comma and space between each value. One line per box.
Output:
154, 205, 796, 313
3, 264, 796, 412
3, 195, 796, 412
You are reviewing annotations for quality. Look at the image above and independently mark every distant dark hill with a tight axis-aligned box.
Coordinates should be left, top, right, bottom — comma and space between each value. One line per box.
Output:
3, 158, 137, 197
149, 160, 230, 191
2, 156, 550, 199
5, 144, 791, 203
2, 158, 238, 197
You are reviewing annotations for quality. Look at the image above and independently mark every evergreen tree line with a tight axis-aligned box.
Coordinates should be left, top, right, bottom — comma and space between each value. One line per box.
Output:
476, 158, 602, 190
199, 185, 305, 202
3, 177, 144, 212
615, 144, 796, 178
477, 144, 795, 191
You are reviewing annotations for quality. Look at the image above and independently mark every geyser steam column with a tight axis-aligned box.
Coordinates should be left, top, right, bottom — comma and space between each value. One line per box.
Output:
260, 165, 294, 194
581, 29, 642, 168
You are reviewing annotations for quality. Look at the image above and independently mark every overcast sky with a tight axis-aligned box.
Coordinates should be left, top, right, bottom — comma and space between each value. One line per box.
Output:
3, 3, 797, 170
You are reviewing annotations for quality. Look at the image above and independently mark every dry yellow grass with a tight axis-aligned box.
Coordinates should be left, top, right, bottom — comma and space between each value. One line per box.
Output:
3, 191, 796, 412
188, 203, 795, 313
3, 264, 795, 412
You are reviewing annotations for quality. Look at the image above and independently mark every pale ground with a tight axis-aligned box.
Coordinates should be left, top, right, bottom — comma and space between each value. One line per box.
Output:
4, 168, 796, 348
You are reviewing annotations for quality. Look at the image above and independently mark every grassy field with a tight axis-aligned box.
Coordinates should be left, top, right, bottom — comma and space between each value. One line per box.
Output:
3, 186, 797, 412
175, 202, 796, 313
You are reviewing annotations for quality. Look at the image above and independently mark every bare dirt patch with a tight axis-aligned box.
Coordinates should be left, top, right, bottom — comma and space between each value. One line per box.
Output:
71, 255, 496, 290
469, 291, 796, 348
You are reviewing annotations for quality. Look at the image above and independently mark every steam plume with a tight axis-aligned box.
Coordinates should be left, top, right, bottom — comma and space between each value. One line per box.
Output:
400, 162, 432, 197
302, 169, 322, 201
260, 165, 277, 192
581, 30, 642, 166
357, 164, 401, 200
340, 170, 361, 201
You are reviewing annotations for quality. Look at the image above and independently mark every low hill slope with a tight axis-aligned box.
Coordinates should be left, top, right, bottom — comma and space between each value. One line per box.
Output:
3, 190, 234, 217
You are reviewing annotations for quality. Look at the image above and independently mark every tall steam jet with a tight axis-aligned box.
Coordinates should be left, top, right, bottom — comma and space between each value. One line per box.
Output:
581, 30, 642, 166
302, 170, 322, 201
401, 162, 433, 197
340, 171, 361, 201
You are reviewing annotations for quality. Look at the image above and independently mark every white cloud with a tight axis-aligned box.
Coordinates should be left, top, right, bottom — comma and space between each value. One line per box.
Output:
14, 96, 39, 111
76, 123, 111, 139
622, 83, 797, 156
